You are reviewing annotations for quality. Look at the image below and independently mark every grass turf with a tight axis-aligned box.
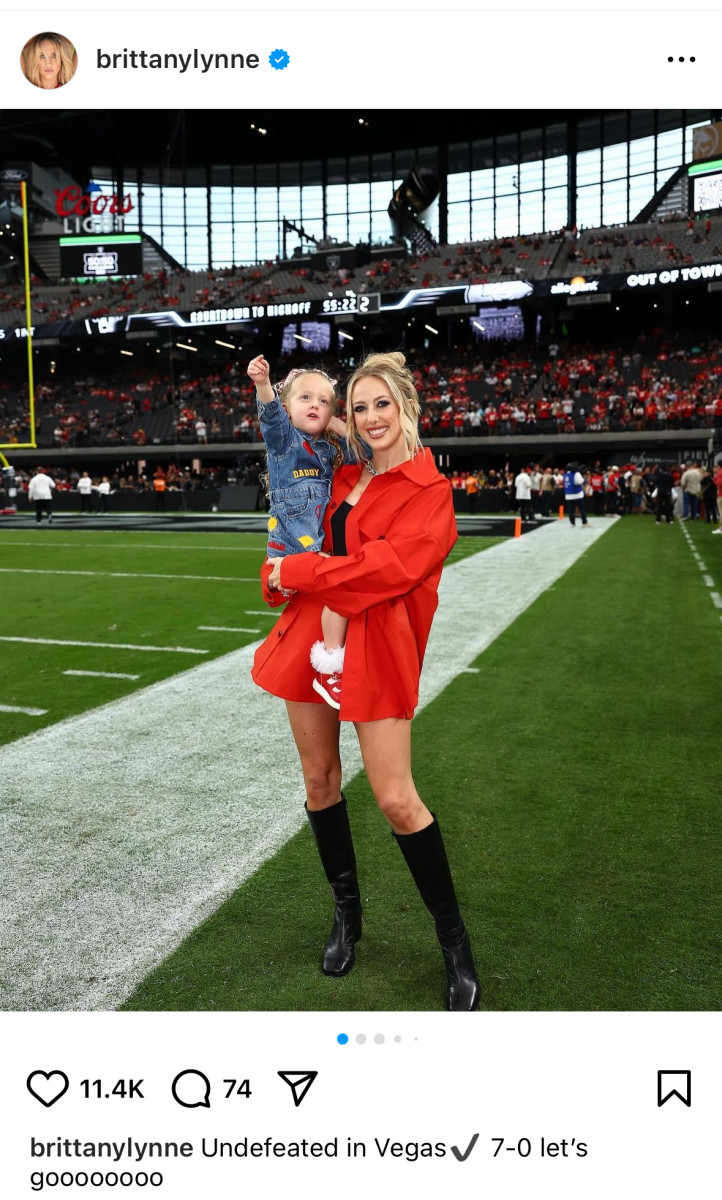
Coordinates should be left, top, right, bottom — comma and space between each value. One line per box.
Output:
0, 528, 502, 743
119, 515, 721, 1012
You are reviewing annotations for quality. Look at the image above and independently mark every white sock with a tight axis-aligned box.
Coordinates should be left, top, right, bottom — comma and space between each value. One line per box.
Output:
310, 641, 345, 674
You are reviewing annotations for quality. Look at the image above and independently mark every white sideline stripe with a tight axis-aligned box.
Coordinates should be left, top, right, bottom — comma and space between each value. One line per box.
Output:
0, 568, 255, 583
198, 625, 260, 634
64, 671, 141, 681
0, 704, 48, 716
0, 517, 616, 1012
245, 610, 275, 616
677, 520, 720, 611
461, 667, 480, 674
0, 637, 207, 655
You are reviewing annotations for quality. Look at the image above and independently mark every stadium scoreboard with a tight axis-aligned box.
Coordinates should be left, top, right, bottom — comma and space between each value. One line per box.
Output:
689, 158, 722, 213
59, 234, 143, 280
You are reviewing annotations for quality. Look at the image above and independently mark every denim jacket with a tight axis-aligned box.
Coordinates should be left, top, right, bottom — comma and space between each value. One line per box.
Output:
258, 395, 357, 557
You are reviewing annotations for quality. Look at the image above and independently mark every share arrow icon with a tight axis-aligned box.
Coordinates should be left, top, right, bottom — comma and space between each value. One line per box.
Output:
277, 1071, 318, 1107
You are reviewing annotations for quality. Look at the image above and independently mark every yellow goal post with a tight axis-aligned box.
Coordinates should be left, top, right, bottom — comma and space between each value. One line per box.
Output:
0, 178, 36, 451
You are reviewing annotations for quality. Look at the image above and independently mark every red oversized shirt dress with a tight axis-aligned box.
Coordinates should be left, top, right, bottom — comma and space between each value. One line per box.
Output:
251, 448, 457, 722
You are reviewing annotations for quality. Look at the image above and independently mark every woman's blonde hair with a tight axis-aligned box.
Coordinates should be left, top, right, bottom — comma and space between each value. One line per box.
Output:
21, 33, 77, 88
344, 351, 422, 462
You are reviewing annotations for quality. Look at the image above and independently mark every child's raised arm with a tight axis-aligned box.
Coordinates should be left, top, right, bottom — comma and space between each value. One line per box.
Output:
248, 355, 275, 405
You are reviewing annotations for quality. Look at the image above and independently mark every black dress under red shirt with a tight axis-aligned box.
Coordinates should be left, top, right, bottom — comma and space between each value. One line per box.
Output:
330, 500, 351, 556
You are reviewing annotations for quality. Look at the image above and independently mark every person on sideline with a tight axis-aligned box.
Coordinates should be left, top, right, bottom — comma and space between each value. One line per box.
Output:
77, 471, 92, 514
681, 461, 702, 521
252, 351, 480, 1011
653, 463, 674, 525
514, 465, 533, 522
28, 466, 55, 523
96, 476, 111, 514
713, 462, 722, 534
564, 461, 589, 527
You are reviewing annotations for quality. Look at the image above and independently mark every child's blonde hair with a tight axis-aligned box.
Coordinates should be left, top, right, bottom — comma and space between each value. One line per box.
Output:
261, 366, 344, 495
344, 351, 422, 461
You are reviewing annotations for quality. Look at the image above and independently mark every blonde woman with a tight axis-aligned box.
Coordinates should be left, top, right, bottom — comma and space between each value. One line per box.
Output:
252, 351, 480, 1011
21, 33, 77, 89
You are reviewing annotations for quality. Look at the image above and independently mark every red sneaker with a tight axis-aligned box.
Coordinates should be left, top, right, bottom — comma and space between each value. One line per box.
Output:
313, 671, 342, 710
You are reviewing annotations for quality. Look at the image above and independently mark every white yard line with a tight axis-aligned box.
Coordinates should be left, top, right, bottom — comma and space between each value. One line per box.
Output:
0, 705, 48, 716
0, 568, 255, 583
198, 625, 260, 634
245, 610, 276, 616
677, 519, 721, 617
0, 637, 207, 654
64, 671, 141, 681
0, 518, 615, 1012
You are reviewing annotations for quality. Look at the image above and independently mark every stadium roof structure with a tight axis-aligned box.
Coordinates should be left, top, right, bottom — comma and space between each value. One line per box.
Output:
1, 108, 613, 173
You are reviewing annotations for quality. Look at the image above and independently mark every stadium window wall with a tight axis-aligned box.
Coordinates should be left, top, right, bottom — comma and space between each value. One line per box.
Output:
446, 112, 711, 239
90, 112, 713, 271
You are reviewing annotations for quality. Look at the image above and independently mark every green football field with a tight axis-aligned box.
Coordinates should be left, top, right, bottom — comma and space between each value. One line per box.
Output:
0, 529, 497, 733
0, 517, 720, 1012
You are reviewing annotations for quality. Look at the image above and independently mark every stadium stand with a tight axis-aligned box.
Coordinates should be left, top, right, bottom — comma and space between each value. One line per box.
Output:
3, 215, 722, 329
3, 341, 722, 449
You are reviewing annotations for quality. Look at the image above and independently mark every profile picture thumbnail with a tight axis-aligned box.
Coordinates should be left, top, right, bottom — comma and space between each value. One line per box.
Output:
20, 32, 77, 90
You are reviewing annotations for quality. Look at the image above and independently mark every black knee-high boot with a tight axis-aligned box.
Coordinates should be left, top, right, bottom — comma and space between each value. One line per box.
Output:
305, 795, 362, 977
393, 816, 480, 1011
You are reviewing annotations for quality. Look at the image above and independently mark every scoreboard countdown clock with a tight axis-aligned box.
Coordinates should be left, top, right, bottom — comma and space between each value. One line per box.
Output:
59, 234, 143, 279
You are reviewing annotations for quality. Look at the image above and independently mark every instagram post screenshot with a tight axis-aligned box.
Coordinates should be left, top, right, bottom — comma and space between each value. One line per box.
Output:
0, 7, 719, 1198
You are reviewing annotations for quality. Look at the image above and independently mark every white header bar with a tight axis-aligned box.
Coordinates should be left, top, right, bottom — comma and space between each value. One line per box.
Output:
1, 11, 715, 107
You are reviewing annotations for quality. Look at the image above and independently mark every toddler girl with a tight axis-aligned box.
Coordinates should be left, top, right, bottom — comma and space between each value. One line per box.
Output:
248, 354, 354, 708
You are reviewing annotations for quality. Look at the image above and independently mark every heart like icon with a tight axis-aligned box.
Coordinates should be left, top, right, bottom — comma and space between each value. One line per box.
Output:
27, 1070, 70, 1107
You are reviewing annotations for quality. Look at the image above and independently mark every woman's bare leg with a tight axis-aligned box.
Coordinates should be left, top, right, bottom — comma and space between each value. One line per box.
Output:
354, 717, 432, 834
285, 700, 342, 810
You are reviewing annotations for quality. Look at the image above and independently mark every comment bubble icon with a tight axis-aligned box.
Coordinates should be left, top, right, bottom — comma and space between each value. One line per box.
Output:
171, 1069, 212, 1108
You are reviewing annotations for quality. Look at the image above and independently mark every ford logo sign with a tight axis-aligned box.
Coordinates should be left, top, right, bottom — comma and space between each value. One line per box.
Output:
0, 169, 28, 182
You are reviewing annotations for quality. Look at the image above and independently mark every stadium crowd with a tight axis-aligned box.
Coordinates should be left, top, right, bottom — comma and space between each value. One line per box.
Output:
3, 338, 722, 448
8, 460, 721, 527
448, 460, 722, 522
2, 213, 721, 330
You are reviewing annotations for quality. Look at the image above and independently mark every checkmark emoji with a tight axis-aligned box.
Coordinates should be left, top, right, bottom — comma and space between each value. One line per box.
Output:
450, 1133, 479, 1162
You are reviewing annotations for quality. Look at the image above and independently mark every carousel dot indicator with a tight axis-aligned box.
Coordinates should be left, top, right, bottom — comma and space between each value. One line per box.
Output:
374, 1034, 385, 1044
337, 1033, 349, 1045
394, 1035, 402, 1043
355, 1034, 367, 1044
